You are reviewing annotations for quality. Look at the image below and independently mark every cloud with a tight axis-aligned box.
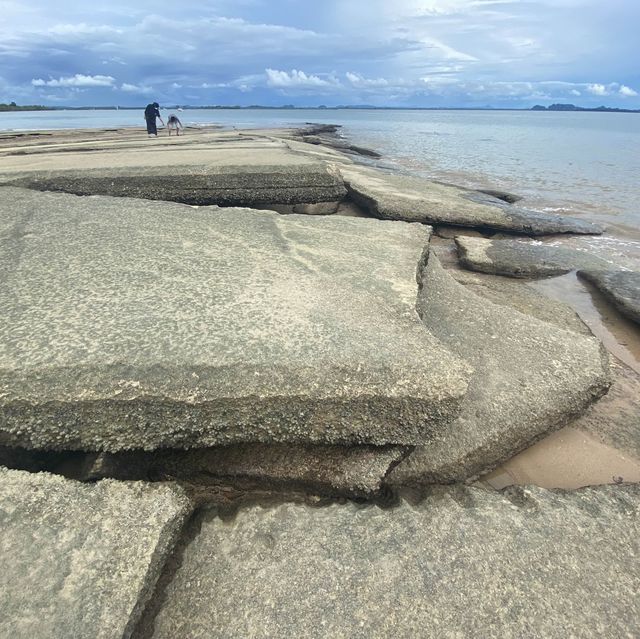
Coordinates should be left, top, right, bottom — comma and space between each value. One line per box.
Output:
619, 85, 638, 97
32, 74, 115, 87
5, 1, 640, 107
345, 72, 389, 87
48, 23, 122, 36
265, 69, 338, 88
586, 83, 608, 96
120, 82, 153, 93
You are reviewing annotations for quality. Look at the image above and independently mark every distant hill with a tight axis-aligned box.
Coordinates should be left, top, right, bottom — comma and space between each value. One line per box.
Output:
532, 103, 639, 113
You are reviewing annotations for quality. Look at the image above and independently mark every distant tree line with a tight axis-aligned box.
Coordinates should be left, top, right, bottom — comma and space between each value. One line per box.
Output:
0, 102, 52, 112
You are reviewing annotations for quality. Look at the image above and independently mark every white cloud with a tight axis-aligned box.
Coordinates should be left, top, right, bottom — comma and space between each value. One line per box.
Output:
619, 85, 638, 97
346, 72, 388, 87
32, 74, 115, 87
120, 82, 153, 93
587, 83, 608, 96
265, 68, 337, 88
571, 89, 581, 96
48, 23, 121, 36
420, 37, 478, 62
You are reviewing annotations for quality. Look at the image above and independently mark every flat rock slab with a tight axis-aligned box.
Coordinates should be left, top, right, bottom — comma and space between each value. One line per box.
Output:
0, 467, 191, 639
578, 269, 640, 324
57, 444, 408, 498
450, 269, 592, 335
144, 485, 640, 639
341, 165, 603, 235
387, 254, 610, 484
456, 236, 610, 278
0, 132, 347, 206
0, 187, 470, 451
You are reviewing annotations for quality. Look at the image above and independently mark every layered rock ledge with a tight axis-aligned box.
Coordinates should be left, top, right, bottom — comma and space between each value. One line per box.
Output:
0, 186, 470, 451
340, 164, 604, 235
388, 254, 611, 484
0, 126, 604, 237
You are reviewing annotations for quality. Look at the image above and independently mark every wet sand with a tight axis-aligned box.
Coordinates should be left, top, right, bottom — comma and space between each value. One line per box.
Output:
484, 426, 640, 490
480, 266, 640, 490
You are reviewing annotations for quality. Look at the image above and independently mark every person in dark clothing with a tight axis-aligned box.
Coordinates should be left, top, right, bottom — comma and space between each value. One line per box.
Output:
144, 102, 164, 136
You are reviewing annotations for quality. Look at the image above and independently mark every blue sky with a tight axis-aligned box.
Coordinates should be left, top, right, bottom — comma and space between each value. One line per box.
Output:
1, 0, 639, 108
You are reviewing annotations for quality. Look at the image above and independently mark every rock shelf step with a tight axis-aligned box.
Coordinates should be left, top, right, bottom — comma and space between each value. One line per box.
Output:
387, 254, 611, 484
0, 187, 470, 452
578, 269, 640, 325
341, 165, 604, 235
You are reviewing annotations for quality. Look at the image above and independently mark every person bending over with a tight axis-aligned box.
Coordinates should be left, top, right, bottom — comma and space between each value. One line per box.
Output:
144, 102, 164, 137
167, 114, 183, 136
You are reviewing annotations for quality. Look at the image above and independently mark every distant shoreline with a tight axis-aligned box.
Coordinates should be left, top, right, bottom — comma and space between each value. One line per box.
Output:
1, 104, 638, 113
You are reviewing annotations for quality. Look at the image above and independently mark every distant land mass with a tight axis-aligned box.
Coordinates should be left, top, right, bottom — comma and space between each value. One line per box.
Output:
531, 103, 640, 113
0, 102, 638, 113
0, 102, 51, 112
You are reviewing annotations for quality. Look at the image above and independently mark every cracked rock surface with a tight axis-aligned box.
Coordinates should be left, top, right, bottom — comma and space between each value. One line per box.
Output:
0, 467, 191, 639
142, 484, 640, 639
55, 443, 409, 499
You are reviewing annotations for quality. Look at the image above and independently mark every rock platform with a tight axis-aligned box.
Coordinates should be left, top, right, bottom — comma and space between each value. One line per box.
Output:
0, 125, 637, 638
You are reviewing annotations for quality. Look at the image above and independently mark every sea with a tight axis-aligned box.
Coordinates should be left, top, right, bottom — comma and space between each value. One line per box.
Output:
2, 107, 639, 268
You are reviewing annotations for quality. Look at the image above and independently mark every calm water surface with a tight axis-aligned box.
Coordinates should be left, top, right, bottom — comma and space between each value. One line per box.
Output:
2, 107, 638, 243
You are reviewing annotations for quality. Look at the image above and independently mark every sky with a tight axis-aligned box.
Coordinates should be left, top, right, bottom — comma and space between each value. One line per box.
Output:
1, 0, 639, 108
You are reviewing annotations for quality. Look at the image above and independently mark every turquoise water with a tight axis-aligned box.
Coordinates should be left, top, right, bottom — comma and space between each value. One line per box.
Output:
1, 107, 638, 235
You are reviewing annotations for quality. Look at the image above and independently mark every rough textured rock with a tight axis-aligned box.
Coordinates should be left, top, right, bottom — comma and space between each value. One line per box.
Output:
0, 187, 470, 451
299, 134, 383, 159
7, 163, 347, 207
341, 165, 603, 235
0, 467, 191, 639
456, 236, 610, 278
54, 444, 408, 498
387, 254, 610, 484
450, 269, 592, 335
0, 132, 348, 207
143, 485, 640, 639
572, 358, 640, 460
578, 269, 640, 324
